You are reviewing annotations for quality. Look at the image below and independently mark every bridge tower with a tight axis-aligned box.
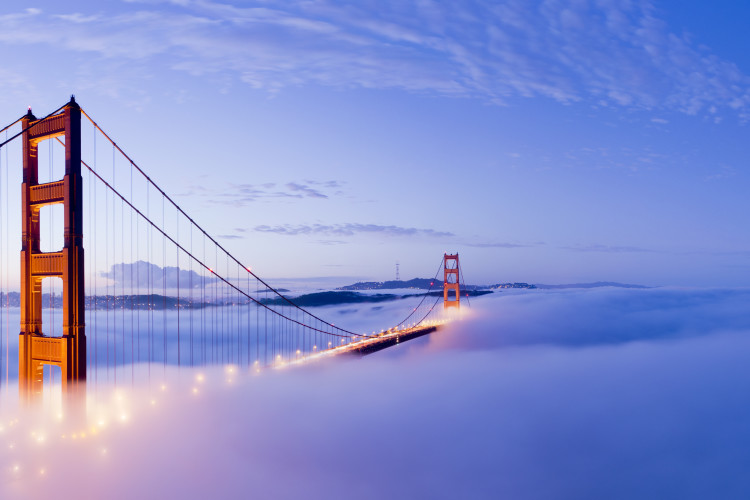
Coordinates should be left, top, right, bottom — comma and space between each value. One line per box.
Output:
19, 97, 86, 399
443, 253, 460, 309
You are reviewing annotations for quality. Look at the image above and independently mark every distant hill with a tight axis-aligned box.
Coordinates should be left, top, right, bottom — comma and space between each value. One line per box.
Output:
490, 283, 536, 290
263, 289, 492, 307
338, 278, 484, 291
338, 278, 441, 290
534, 282, 649, 289
262, 291, 399, 307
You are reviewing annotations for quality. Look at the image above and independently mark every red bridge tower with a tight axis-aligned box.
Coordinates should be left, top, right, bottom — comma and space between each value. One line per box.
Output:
18, 97, 86, 398
443, 253, 460, 309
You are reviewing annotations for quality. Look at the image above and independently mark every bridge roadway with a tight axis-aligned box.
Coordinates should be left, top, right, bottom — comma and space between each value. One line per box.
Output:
287, 324, 442, 364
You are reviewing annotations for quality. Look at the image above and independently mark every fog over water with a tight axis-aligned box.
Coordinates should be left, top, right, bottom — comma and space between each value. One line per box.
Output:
3, 287, 750, 499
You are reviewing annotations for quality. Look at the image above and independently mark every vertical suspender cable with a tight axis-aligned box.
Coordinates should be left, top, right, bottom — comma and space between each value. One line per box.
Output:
0, 127, 3, 385
105, 141, 110, 382
93, 125, 98, 386
162, 195, 166, 371
113, 143, 117, 384
130, 164, 134, 384
177, 207, 181, 368
190, 224, 193, 366
3, 128, 7, 387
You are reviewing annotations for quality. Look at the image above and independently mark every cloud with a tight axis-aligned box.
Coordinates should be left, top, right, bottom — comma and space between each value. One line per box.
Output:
705, 165, 736, 182
189, 180, 343, 206
254, 223, 453, 238
285, 182, 328, 199
317, 240, 347, 246
467, 242, 537, 248
562, 243, 655, 253
217, 227, 250, 240
4, 288, 750, 498
432, 287, 750, 351
0, 2, 748, 116
100, 260, 216, 289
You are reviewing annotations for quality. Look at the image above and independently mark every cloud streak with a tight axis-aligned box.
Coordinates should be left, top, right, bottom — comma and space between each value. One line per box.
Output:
255, 222, 453, 238
467, 242, 538, 248
561, 243, 656, 253
188, 180, 343, 206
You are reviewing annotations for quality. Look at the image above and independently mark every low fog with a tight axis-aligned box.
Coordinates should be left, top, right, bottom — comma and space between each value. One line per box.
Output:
3, 287, 750, 499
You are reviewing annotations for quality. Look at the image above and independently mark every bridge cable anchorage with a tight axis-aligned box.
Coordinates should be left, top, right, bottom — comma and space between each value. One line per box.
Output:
78, 107, 397, 340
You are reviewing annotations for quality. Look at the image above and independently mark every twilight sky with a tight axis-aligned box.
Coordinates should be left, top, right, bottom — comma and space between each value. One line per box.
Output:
1, 1, 750, 287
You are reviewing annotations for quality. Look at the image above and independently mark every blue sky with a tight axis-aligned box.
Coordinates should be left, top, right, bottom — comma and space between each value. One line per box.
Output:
1, 0, 750, 286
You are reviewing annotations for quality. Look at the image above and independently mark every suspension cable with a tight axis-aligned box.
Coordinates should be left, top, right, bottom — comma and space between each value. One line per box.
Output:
70, 144, 374, 340
0, 116, 24, 142
390, 259, 444, 329
79, 109, 398, 336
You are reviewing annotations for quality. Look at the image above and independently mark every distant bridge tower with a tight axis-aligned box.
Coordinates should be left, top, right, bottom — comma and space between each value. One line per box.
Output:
443, 253, 460, 309
19, 97, 86, 399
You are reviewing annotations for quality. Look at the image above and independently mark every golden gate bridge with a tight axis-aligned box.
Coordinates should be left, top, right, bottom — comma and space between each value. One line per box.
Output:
0, 97, 468, 400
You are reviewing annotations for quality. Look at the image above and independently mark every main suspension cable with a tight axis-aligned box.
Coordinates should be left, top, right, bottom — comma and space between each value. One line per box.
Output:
71, 144, 374, 340
80, 109, 415, 337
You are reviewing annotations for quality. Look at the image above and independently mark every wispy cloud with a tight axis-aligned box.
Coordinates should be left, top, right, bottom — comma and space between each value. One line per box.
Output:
217, 227, 249, 240
705, 165, 736, 182
317, 240, 348, 246
562, 244, 656, 253
0, 2, 748, 116
255, 223, 453, 238
186, 180, 343, 206
467, 242, 538, 249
